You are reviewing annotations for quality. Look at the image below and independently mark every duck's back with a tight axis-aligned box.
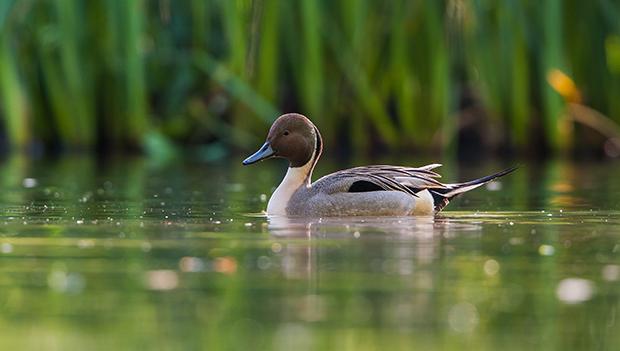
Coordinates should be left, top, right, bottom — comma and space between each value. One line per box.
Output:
286, 169, 423, 216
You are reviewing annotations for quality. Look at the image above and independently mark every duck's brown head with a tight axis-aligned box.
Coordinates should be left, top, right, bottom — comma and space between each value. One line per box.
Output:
243, 113, 322, 168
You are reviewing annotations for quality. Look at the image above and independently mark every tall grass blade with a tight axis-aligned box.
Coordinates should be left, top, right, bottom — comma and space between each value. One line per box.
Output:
122, 0, 149, 147
0, 23, 30, 149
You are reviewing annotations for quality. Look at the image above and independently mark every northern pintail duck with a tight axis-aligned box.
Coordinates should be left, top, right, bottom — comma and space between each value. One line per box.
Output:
243, 113, 515, 216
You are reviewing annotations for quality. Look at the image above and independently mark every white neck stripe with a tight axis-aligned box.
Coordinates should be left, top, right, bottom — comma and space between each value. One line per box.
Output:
266, 150, 315, 215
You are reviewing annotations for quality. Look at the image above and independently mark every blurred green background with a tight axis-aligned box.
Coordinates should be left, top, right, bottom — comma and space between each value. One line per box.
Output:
1, 0, 620, 158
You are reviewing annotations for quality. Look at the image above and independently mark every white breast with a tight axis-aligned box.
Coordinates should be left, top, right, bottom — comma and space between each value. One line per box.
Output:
267, 166, 311, 215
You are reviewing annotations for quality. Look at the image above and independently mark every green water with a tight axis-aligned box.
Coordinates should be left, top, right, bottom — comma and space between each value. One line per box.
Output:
0, 157, 619, 350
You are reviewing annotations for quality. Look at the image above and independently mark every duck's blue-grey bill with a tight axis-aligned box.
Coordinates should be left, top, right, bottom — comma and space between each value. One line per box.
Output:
243, 142, 275, 165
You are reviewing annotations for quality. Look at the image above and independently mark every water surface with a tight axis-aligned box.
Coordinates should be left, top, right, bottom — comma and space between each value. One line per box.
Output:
0, 157, 618, 350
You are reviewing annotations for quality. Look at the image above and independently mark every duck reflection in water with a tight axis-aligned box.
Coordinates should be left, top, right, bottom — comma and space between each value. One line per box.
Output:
265, 215, 481, 281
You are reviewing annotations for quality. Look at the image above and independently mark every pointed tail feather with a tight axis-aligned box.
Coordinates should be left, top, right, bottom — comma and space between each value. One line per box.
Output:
442, 166, 518, 198
429, 166, 517, 211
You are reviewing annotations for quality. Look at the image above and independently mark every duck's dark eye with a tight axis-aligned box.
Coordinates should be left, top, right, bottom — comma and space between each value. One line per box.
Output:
283, 130, 290, 136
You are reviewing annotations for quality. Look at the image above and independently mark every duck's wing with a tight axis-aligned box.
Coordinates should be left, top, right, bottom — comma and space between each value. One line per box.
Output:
313, 164, 517, 212
314, 164, 449, 197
